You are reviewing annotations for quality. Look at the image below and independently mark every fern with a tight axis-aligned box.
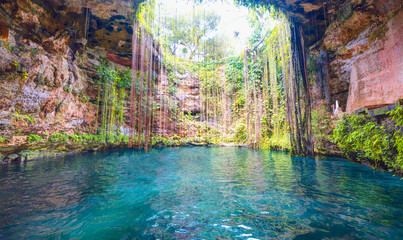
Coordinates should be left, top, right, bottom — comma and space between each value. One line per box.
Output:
333, 110, 402, 173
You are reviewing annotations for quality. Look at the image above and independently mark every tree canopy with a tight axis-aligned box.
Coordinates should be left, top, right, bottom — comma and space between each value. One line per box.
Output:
162, 9, 220, 60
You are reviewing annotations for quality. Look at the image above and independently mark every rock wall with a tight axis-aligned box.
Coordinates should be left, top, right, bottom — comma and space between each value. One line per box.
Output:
0, 0, 143, 160
312, 0, 403, 113
0, 0, 166, 132
176, 71, 200, 115
346, 7, 403, 111
0, 31, 98, 136
153, 69, 200, 137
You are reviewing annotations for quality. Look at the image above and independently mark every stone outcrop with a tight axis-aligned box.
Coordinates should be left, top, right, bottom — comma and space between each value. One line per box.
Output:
153, 69, 201, 137
177, 71, 200, 114
0, 34, 97, 135
308, 0, 403, 113
346, 7, 403, 111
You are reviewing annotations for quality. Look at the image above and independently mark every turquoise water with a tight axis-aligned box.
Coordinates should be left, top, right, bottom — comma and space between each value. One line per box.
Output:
0, 147, 403, 239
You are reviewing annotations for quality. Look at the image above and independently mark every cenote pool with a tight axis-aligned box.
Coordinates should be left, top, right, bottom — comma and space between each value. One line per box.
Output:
1, 147, 403, 239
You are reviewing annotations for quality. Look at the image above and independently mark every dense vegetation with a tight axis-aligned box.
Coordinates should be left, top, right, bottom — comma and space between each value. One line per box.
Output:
123, 1, 315, 154
332, 107, 403, 174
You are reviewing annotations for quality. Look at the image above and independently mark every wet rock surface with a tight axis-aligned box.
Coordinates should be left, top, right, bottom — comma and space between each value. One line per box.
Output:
346, 7, 403, 112
310, 0, 403, 113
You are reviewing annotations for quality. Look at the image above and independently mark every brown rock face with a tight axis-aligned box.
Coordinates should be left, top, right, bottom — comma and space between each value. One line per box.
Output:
324, 11, 377, 52
177, 72, 200, 114
153, 69, 201, 137
346, 8, 403, 112
309, 0, 403, 113
106, 51, 131, 67
0, 32, 97, 135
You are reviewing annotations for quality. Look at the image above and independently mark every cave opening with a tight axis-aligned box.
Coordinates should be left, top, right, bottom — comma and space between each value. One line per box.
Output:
115, 0, 317, 154
2, 0, 400, 161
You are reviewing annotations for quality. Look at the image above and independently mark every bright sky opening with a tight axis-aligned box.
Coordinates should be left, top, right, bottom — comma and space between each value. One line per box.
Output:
155, 0, 252, 55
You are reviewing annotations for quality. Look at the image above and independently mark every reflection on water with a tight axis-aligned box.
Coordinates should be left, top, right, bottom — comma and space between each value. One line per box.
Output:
0, 147, 403, 239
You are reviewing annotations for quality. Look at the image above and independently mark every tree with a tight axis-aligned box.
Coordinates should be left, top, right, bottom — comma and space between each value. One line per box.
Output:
162, 15, 187, 56
202, 35, 233, 61
161, 9, 220, 60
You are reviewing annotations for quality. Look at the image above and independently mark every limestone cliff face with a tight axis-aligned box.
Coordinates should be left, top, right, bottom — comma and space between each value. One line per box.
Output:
309, 0, 403, 112
0, 0, 194, 144
176, 72, 200, 114
0, 32, 97, 135
0, 0, 140, 145
234, 0, 403, 113
346, 7, 403, 111
153, 69, 200, 137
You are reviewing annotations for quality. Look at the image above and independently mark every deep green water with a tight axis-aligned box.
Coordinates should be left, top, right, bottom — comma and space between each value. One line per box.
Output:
0, 147, 403, 239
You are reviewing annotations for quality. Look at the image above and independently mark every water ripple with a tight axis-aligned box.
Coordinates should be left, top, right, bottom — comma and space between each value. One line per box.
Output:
0, 147, 402, 239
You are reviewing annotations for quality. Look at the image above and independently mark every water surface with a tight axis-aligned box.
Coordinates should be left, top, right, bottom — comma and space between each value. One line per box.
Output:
1, 147, 403, 239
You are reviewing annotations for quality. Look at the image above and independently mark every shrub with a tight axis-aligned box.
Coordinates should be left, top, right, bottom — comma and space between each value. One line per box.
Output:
332, 109, 402, 173
232, 120, 247, 144
172, 135, 181, 141
63, 86, 72, 93
13, 111, 35, 126
152, 136, 170, 146
312, 106, 333, 154
0, 136, 7, 143
389, 106, 403, 167
28, 134, 43, 143
49, 133, 70, 142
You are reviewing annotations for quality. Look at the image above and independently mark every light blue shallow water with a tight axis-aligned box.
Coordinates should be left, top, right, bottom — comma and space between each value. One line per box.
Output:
0, 146, 403, 239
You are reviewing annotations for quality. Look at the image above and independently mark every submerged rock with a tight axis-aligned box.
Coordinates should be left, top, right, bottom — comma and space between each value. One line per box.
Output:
5, 153, 19, 162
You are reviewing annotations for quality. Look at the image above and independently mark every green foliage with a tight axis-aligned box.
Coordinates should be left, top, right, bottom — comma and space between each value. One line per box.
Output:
21, 72, 29, 79
13, 111, 35, 126
232, 120, 248, 144
24, 115, 35, 125
389, 106, 403, 167
312, 106, 333, 154
224, 56, 244, 90
260, 134, 290, 150
332, 111, 402, 173
30, 48, 39, 57
151, 135, 197, 147
0, 135, 7, 143
95, 61, 131, 143
248, 55, 263, 85
0, 39, 12, 52
172, 135, 181, 141
49, 133, 70, 143
158, 8, 220, 59
47, 132, 129, 144
63, 85, 72, 93
10, 46, 19, 53
13, 61, 29, 79
96, 62, 131, 89
369, 24, 387, 42
234, 0, 280, 10
28, 134, 43, 143
205, 128, 225, 145
78, 93, 91, 103
152, 136, 170, 146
